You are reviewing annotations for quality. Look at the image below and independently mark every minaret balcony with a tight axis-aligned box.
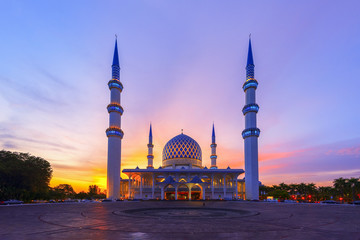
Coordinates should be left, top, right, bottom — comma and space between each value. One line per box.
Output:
242, 103, 259, 115
210, 155, 217, 159
106, 126, 124, 138
147, 143, 154, 148
147, 155, 154, 159
107, 103, 124, 115
108, 79, 123, 91
210, 143, 217, 148
243, 79, 258, 91
242, 128, 260, 139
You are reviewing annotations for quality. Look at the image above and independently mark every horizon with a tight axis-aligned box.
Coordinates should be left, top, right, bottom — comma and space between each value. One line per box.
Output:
1, 1, 360, 192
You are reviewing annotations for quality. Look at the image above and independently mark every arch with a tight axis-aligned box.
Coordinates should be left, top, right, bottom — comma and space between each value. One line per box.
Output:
191, 184, 202, 200
164, 184, 176, 200
177, 184, 189, 200
179, 178, 187, 183
225, 174, 233, 188
213, 175, 222, 188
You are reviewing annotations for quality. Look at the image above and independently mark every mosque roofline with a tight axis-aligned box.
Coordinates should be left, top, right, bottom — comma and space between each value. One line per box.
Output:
122, 168, 244, 174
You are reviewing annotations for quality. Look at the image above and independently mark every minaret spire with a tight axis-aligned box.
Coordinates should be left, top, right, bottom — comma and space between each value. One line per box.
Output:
242, 37, 260, 200
212, 123, 216, 144
112, 38, 119, 66
147, 123, 154, 168
210, 123, 217, 169
247, 36, 254, 66
149, 123, 153, 144
246, 38, 255, 82
106, 37, 124, 200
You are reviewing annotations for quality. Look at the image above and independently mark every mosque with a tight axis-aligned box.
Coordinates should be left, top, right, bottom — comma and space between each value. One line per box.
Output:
105, 38, 260, 201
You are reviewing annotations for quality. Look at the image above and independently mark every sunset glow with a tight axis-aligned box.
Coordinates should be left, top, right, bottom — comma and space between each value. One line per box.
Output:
1, 1, 360, 192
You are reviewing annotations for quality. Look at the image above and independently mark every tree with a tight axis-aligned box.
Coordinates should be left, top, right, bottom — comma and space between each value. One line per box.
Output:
88, 185, 100, 198
76, 191, 89, 200
289, 184, 298, 195
333, 178, 348, 203
318, 186, 335, 201
347, 178, 360, 203
295, 183, 307, 201
268, 189, 290, 200
88, 185, 106, 199
278, 183, 290, 192
259, 185, 272, 200
305, 183, 316, 201
0, 150, 53, 201
50, 184, 76, 200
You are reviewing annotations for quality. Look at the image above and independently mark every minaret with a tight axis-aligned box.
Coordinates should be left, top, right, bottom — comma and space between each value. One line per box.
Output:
106, 38, 124, 200
147, 124, 154, 168
210, 124, 217, 169
242, 37, 260, 200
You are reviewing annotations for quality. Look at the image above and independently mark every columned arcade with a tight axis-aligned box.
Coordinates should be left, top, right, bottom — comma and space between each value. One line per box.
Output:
121, 168, 245, 200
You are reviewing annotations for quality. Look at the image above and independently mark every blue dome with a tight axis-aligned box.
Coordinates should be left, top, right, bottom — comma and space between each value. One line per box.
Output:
162, 134, 202, 161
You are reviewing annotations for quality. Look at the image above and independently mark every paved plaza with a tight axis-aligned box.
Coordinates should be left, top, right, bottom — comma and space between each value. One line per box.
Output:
1, 201, 359, 239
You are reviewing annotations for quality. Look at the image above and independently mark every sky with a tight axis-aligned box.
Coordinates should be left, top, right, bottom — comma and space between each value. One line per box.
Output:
0, 1, 360, 192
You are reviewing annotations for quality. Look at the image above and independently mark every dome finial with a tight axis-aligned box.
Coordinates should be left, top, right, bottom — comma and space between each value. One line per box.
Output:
181, 129, 183, 134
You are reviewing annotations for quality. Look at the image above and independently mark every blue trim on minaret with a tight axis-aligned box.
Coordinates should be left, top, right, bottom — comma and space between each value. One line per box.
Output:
149, 124, 153, 144
212, 124, 216, 144
112, 39, 119, 66
247, 38, 254, 66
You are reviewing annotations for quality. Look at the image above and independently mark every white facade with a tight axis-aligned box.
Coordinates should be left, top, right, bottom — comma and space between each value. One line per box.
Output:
242, 39, 260, 200
121, 168, 245, 200
106, 40, 124, 200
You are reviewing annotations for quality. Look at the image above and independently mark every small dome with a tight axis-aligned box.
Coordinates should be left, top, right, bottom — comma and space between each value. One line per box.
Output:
162, 133, 202, 168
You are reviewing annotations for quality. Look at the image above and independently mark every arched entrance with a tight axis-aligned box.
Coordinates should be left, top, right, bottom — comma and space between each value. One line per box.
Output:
164, 184, 176, 200
177, 184, 189, 200
191, 184, 202, 200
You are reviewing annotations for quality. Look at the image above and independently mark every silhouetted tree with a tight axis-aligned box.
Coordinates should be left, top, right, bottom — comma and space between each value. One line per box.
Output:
88, 185, 99, 198
88, 185, 106, 199
333, 177, 348, 203
49, 184, 76, 200
76, 191, 89, 200
268, 189, 289, 200
347, 178, 360, 202
317, 186, 334, 201
0, 150, 52, 201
